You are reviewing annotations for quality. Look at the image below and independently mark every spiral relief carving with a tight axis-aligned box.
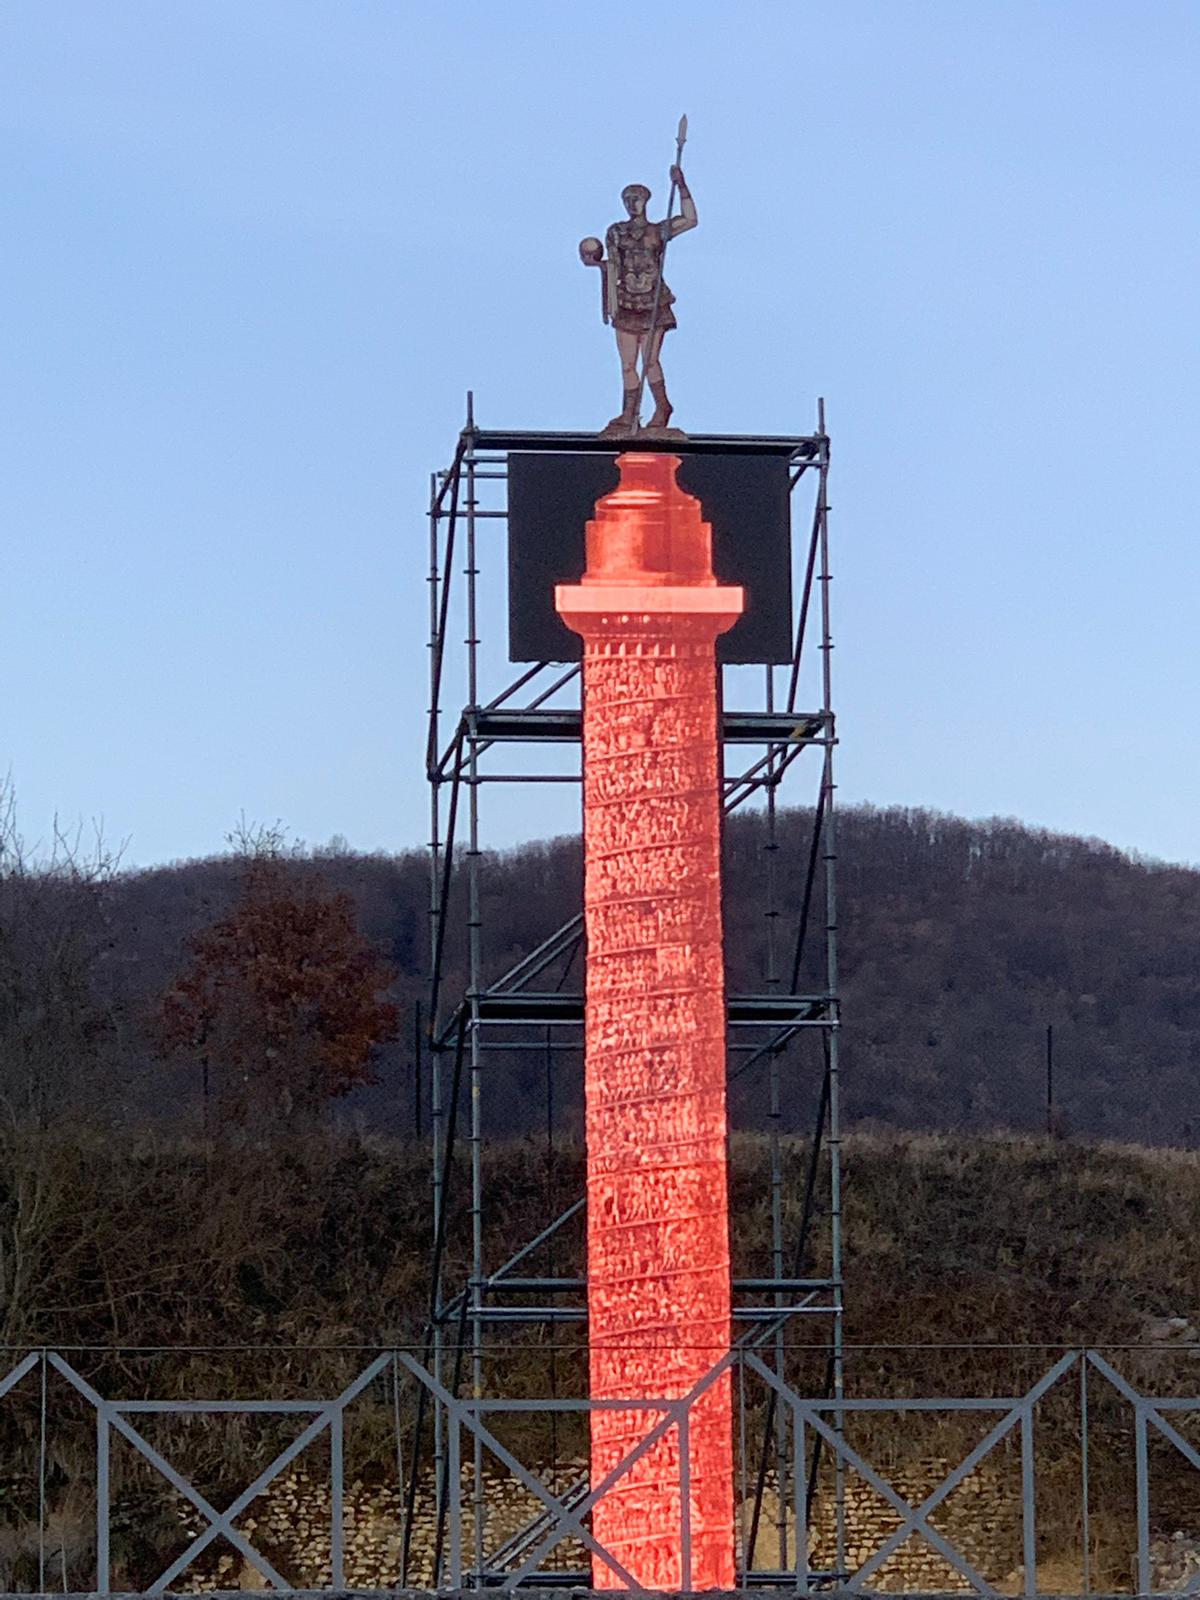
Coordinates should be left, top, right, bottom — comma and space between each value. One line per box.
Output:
556, 454, 742, 1590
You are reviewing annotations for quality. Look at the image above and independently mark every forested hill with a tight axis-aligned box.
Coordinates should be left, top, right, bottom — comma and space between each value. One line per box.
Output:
21, 805, 1200, 1144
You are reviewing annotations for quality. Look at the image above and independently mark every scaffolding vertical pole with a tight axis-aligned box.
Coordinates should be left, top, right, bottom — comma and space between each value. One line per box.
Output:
427, 466, 446, 1520
463, 403, 487, 1584
762, 654, 790, 1566
816, 400, 846, 1573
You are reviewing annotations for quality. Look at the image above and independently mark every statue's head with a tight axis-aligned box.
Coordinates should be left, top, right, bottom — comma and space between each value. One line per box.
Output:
621, 184, 650, 218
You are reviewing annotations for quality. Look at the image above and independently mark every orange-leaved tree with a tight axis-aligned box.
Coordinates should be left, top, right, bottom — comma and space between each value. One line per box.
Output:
156, 832, 399, 1126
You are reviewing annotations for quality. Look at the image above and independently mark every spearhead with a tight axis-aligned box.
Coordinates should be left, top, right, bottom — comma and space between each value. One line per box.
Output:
676, 113, 688, 155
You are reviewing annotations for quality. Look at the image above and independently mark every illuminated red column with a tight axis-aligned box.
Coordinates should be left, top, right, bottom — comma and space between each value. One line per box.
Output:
556, 453, 742, 1591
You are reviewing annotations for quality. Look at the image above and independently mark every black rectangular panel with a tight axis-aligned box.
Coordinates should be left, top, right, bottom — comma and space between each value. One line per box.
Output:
506, 452, 793, 665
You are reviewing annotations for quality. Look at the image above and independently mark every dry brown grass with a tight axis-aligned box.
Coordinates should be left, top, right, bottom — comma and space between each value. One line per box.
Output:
2, 1126, 1200, 1585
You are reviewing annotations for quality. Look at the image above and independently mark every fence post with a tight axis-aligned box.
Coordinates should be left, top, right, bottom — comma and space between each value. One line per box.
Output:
330, 1406, 345, 1588
448, 1409, 462, 1588
1080, 1355, 1091, 1596
1136, 1406, 1151, 1597
679, 1406, 693, 1591
96, 1406, 110, 1595
794, 1409, 808, 1593
1021, 1404, 1036, 1597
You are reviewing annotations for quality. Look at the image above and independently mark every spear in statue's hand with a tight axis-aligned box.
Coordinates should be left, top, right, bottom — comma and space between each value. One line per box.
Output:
636, 114, 688, 421
666, 113, 687, 216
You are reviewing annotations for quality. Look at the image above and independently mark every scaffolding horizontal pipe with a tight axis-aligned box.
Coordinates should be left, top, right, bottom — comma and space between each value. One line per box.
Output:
472, 1572, 849, 1590
466, 427, 824, 461
109, 1399, 329, 1414
435, 993, 833, 1044
439, 760, 833, 788
476, 1276, 839, 1296
462, 707, 829, 745
443, 1302, 840, 1325
439, 1292, 841, 1322
429, 1040, 586, 1053
429, 1027, 836, 1055
466, 773, 581, 783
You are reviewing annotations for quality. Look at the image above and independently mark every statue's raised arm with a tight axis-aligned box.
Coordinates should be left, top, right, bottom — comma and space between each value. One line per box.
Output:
667, 164, 697, 238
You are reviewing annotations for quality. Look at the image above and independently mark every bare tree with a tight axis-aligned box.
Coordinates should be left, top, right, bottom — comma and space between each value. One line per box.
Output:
0, 776, 127, 1126
0, 779, 130, 1342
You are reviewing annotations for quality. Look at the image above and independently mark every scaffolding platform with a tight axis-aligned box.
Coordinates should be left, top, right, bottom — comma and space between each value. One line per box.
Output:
455, 426, 822, 460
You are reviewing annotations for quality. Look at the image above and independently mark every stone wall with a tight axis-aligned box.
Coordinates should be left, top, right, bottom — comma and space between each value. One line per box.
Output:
808, 1457, 1022, 1592
171, 1457, 1023, 1593
1149, 1531, 1200, 1592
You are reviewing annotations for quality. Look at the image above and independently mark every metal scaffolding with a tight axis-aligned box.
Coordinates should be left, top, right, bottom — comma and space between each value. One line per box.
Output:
417, 396, 843, 1586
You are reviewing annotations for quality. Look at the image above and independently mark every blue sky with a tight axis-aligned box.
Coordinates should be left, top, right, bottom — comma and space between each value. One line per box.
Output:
3, 2, 1197, 868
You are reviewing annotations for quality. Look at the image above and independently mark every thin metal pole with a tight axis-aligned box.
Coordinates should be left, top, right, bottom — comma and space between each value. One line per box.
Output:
770, 1091, 788, 1572
96, 1408, 109, 1595
1080, 1354, 1091, 1595
679, 1408, 693, 1591
392, 1352, 407, 1530
330, 1408, 345, 1589
428, 743, 462, 1040
404, 1010, 468, 1584
424, 700, 463, 1530
788, 788, 826, 994
1046, 1023, 1054, 1136
427, 463, 446, 1526
428, 467, 442, 772
1135, 1407, 1150, 1597
431, 1068, 445, 1518
1021, 1405, 1036, 1597
413, 1000, 423, 1140
737, 1356, 749, 1582
465, 406, 479, 711
544, 1023, 560, 1492
421, 425, 471, 1578
427, 450, 464, 776
786, 490, 824, 717
432, 1290, 471, 1586
38, 1349, 47, 1593
815, 403, 846, 1573
796, 1412, 809, 1592
761, 654, 790, 1567
465, 438, 486, 1581
764, 660, 780, 995
449, 1413, 462, 1589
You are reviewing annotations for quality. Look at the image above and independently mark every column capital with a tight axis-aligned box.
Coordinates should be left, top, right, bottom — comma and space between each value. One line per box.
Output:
556, 452, 742, 636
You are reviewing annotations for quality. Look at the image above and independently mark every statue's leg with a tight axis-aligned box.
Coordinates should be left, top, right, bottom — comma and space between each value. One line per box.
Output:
643, 330, 673, 428
601, 330, 641, 436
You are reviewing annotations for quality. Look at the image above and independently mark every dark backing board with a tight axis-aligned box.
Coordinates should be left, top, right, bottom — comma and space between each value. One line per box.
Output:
506, 452, 793, 665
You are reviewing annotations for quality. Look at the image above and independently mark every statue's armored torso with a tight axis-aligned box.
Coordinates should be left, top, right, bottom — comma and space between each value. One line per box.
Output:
605, 218, 677, 334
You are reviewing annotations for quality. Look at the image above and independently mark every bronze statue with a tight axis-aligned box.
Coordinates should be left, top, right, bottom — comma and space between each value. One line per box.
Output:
580, 117, 696, 439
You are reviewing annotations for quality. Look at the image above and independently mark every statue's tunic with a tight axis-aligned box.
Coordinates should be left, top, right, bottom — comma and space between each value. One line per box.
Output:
605, 218, 677, 335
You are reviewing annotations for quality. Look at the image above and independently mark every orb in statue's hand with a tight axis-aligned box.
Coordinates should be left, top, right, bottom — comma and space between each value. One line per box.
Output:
579, 236, 603, 266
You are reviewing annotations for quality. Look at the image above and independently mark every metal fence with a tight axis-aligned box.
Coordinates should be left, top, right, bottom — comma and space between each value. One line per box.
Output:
3, 1345, 1200, 1593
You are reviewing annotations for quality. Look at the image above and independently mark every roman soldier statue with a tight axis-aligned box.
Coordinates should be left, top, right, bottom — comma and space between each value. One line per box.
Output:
579, 124, 696, 438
